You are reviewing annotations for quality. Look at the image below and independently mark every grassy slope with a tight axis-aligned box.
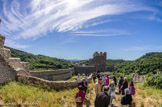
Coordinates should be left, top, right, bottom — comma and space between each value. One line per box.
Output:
5, 46, 75, 70
0, 81, 94, 107
0, 81, 161, 107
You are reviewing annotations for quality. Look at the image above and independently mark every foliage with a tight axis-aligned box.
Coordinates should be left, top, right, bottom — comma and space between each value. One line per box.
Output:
115, 52, 162, 75
145, 73, 162, 89
106, 59, 130, 66
5, 46, 75, 70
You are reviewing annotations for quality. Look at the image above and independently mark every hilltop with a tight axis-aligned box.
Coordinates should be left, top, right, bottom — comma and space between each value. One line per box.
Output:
5, 46, 75, 70
115, 52, 162, 75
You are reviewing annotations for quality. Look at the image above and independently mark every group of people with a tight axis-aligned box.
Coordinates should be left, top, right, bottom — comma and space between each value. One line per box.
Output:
75, 72, 135, 107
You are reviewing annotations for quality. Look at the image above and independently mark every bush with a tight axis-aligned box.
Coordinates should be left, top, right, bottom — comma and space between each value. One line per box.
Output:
145, 73, 162, 89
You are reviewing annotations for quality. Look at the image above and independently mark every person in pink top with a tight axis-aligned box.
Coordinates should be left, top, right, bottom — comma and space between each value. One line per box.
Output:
105, 74, 109, 86
75, 85, 85, 107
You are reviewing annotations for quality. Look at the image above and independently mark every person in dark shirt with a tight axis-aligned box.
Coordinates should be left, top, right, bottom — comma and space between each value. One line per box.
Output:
118, 77, 124, 94
95, 86, 110, 107
81, 78, 88, 94
113, 76, 117, 86
121, 88, 133, 107
121, 77, 128, 95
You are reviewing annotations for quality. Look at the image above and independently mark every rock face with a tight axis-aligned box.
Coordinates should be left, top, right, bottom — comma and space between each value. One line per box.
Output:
131, 73, 145, 83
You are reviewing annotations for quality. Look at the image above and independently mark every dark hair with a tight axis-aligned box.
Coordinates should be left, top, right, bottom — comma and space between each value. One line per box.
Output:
130, 81, 134, 87
78, 85, 83, 90
104, 86, 109, 91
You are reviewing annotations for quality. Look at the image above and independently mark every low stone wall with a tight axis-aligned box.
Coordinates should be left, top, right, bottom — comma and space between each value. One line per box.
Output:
30, 68, 74, 81
17, 74, 92, 90
74, 66, 96, 75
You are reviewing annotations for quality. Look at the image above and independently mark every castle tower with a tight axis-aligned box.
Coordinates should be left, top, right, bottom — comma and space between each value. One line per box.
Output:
89, 51, 107, 72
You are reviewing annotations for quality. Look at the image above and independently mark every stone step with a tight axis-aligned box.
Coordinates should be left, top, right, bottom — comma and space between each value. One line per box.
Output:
9, 58, 21, 71
20, 62, 29, 72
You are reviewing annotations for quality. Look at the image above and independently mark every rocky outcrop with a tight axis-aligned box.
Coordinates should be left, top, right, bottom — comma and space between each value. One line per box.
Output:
131, 73, 145, 83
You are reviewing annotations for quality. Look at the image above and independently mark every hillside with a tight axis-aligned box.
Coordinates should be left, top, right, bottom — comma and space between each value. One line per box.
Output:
5, 46, 75, 70
115, 52, 162, 75
106, 59, 130, 66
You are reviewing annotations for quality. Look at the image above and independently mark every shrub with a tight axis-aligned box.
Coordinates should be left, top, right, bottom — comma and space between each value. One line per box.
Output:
145, 73, 162, 89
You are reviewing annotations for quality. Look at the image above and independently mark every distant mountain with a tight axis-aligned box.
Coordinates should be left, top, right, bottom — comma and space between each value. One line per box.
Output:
65, 59, 80, 62
115, 52, 162, 75
5, 46, 75, 70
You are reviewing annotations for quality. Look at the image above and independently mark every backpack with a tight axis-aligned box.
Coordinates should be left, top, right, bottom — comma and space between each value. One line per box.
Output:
75, 93, 82, 103
132, 87, 135, 95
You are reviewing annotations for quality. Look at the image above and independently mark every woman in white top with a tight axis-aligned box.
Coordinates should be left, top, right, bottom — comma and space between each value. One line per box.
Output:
77, 73, 81, 82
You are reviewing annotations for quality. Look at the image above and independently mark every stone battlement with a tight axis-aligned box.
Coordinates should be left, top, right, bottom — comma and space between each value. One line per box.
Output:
93, 51, 106, 57
0, 34, 5, 48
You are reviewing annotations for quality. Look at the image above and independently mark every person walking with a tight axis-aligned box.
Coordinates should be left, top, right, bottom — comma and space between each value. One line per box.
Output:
77, 73, 81, 82
109, 81, 116, 107
121, 88, 133, 107
95, 78, 104, 95
92, 72, 96, 83
95, 86, 110, 107
75, 85, 85, 107
121, 77, 128, 95
129, 81, 135, 96
81, 78, 88, 94
118, 77, 124, 94
105, 74, 109, 86
113, 76, 117, 86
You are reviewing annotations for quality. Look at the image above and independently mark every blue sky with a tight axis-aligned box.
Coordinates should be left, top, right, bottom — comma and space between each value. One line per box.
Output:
0, 0, 162, 60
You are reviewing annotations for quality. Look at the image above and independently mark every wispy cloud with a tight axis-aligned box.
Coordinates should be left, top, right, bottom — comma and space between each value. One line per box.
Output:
72, 29, 130, 37
5, 39, 29, 49
124, 45, 162, 51
0, 0, 154, 41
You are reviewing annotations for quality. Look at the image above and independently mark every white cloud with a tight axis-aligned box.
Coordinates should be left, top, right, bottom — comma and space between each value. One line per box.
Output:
5, 39, 29, 49
0, 0, 154, 40
72, 29, 130, 37
124, 46, 162, 51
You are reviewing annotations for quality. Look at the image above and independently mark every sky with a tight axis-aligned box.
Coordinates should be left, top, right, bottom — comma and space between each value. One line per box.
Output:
0, 0, 162, 60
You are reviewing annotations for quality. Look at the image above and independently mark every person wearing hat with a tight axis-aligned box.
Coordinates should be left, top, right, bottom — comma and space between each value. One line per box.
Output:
95, 77, 104, 95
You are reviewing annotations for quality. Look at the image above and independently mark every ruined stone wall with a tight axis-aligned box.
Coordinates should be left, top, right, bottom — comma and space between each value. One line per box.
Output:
30, 68, 74, 81
0, 33, 29, 74
89, 52, 107, 72
0, 55, 17, 84
17, 74, 92, 90
74, 66, 96, 75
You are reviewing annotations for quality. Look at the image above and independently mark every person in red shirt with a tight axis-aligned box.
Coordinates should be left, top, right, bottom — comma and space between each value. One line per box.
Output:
75, 85, 85, 107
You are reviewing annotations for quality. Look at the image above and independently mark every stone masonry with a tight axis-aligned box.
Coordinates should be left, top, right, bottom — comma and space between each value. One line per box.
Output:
89, 51, 107, 72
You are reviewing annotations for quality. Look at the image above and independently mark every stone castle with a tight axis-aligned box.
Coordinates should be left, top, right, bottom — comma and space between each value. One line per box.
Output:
0, 18, 107, 86
74, 52, 107, 75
